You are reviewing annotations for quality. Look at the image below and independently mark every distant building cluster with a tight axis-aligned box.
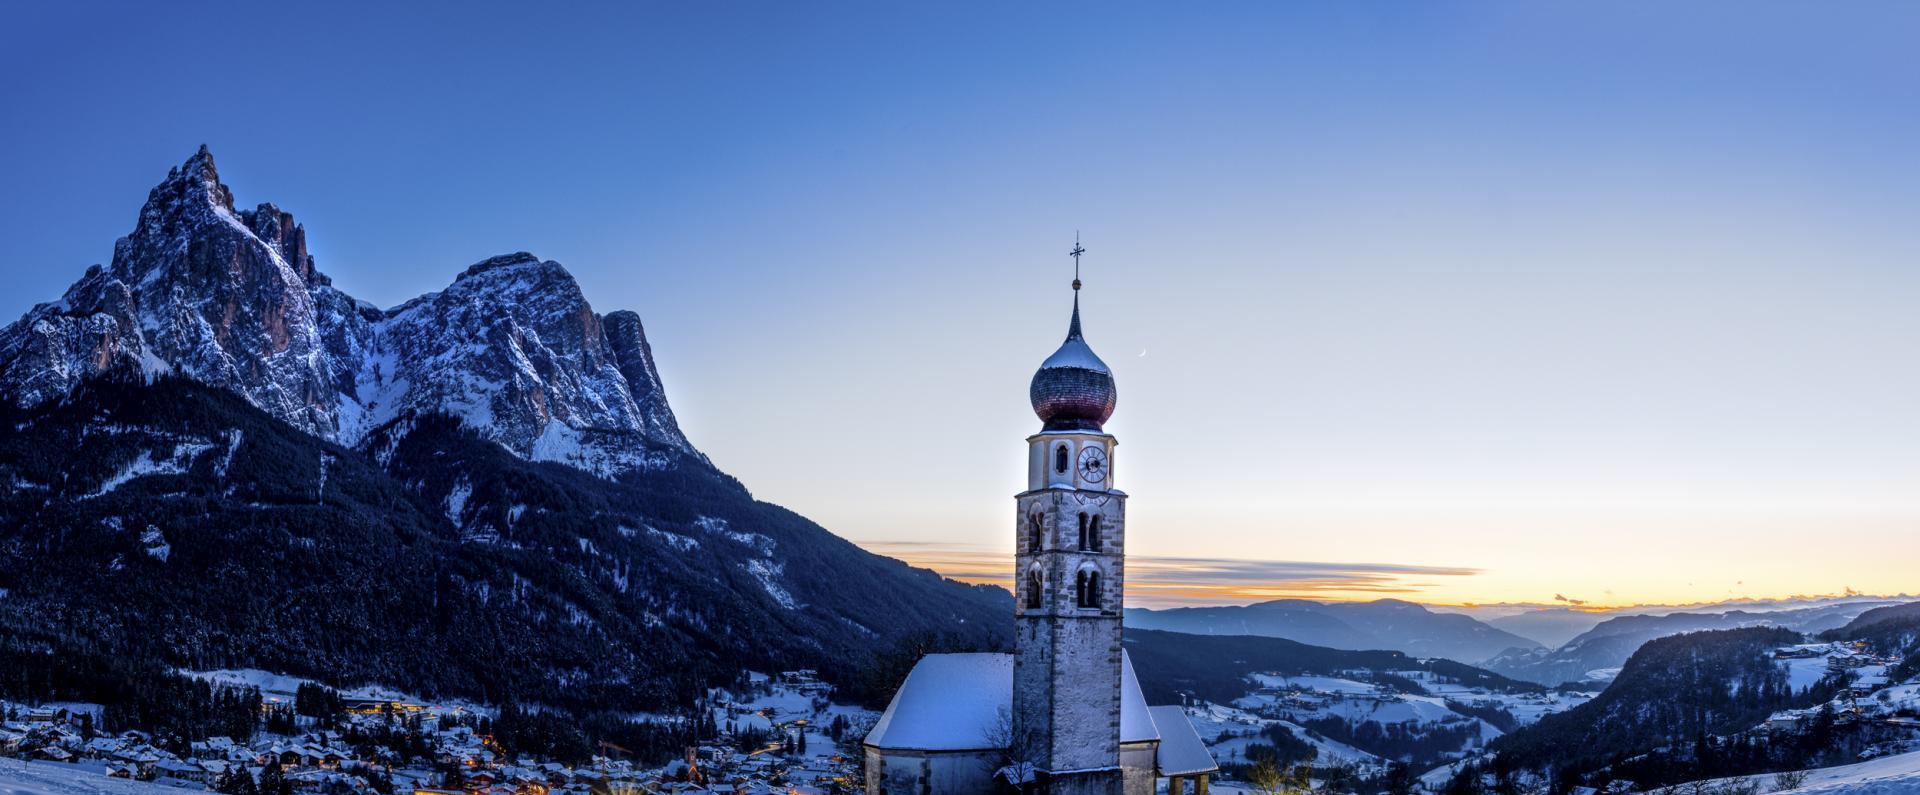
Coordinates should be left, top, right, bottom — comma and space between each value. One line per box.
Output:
1763, 641, 1911, 736
1, 673, 867, 795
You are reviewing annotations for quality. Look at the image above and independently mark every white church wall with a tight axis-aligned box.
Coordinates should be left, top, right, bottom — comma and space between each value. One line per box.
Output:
1014, 615, 1123, 772
866, 747, 998, 795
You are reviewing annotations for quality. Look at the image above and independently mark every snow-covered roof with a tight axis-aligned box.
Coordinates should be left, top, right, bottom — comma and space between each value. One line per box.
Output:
865, 653, 1009, 751
1147, 707, 1217, 777
1040, 336, 1110, 374
865, 651, 1159, 752
1121, 657, 1157, 743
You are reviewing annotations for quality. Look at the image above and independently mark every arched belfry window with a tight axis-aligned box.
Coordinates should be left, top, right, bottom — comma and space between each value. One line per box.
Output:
1075, 569, 1102, 609
1054, 444, 1070, 475
1026, 569, 1044, 609
1026, 511, 1045, 551
1077, 513, 1090, 550
1087, 515, 1102, 550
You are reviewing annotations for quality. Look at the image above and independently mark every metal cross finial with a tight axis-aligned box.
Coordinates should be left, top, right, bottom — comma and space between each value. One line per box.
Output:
1069, 232, 1086, 291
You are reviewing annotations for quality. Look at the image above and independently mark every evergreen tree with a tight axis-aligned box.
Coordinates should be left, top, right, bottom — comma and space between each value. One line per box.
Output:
260, 762, 293, 795
219, 768, 261, 795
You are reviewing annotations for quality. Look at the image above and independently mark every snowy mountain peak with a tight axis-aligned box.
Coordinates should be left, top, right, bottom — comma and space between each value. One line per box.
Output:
1, 148, 700, 478
456, 251, 549, 281
367, 248, 700, 470
167, 144, 229, 206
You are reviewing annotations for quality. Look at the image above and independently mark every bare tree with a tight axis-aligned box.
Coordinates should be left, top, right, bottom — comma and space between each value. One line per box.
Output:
984, 707, 1039, 795
1241, 759, 1315, 795
1771, 769, 1810, 793
1244, 758, 1287, 795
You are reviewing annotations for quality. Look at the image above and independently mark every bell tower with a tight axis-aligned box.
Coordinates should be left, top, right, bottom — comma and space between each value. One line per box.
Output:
1012, 239, 1125, 795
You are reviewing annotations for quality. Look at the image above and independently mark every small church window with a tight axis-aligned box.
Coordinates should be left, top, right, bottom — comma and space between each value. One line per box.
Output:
1077, 513, 1089, 550
1088, 515, 1101, 549
1055, 444, 1069, 474
1026, 569, 1044, 609
1075, 569, 1101, 609
1027, 511, 1044, 551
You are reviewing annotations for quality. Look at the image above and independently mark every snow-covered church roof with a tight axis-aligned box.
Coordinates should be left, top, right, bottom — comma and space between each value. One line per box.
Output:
863, 650, 1192, 757
862, 653, 1012, 752
1147, 706, 1218, 777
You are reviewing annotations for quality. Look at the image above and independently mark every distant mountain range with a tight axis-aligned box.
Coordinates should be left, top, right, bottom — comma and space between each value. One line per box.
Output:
1482, 601, 1898, 686
1472, 604, 1920, 791
1125, 598, 1543, 664
1122, 627, 1542, 706
0, 148, 1008, 711
1445, 595, 1912, 649
1124, 595, 1913, 688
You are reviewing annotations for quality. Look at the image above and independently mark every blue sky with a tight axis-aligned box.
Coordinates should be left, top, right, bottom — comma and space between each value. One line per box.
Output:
4, 2, 1919, 605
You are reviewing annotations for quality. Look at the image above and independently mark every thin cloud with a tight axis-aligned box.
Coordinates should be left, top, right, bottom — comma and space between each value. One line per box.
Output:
859, 541, 1482, 608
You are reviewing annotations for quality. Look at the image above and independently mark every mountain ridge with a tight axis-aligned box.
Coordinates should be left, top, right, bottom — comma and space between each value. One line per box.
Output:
1, 146, 694, 479
1484, 601, 1899, 686
1125, 597, 1543, 664
0, 149, 1011, 711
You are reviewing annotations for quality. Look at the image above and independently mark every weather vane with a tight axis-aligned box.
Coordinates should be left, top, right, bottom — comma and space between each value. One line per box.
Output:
1069, 232, 1085, 291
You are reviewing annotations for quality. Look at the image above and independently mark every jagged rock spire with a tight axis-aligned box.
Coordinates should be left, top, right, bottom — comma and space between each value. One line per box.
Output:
0, 148, 703, 477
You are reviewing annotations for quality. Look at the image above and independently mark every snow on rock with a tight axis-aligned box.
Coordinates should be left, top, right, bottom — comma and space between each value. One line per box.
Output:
213, 429, 242, 479
349, 252, 695, 478
0, 147, 702, 481
646, 527, 699, 551
139, 525, 170, 562
696, 516, 775, 553
316, 452, 333, 500
82, 439, 214, 499
745, 558, 798, 609
444, 479, 472, 526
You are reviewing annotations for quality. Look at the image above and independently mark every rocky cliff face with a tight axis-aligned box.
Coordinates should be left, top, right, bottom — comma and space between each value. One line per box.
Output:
0, 149, 1013, 710
0, 147, 695, 476
0, 147, 350, 433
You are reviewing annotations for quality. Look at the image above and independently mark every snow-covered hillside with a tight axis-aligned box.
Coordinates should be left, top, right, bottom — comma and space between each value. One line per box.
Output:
1181, 667, 1592, 779
0, 759, 184, 795
1678, 748, 1920, 794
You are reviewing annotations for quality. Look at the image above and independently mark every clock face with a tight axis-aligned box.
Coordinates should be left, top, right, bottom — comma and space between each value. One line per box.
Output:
1077, 445, 1108, 484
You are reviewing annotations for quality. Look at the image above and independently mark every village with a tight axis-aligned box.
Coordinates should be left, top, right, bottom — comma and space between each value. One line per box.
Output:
1760, 641, 1920, 742
0, 670, 873, 795
1182, 668, 1599, 779
1124, 640, 1920, 792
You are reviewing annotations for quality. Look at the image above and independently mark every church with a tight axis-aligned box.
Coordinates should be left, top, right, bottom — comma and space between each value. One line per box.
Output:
863, 255, 1218, 795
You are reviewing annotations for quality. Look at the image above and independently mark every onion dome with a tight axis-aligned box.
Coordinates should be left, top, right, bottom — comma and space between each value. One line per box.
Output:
1030, 292, 1117, 431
